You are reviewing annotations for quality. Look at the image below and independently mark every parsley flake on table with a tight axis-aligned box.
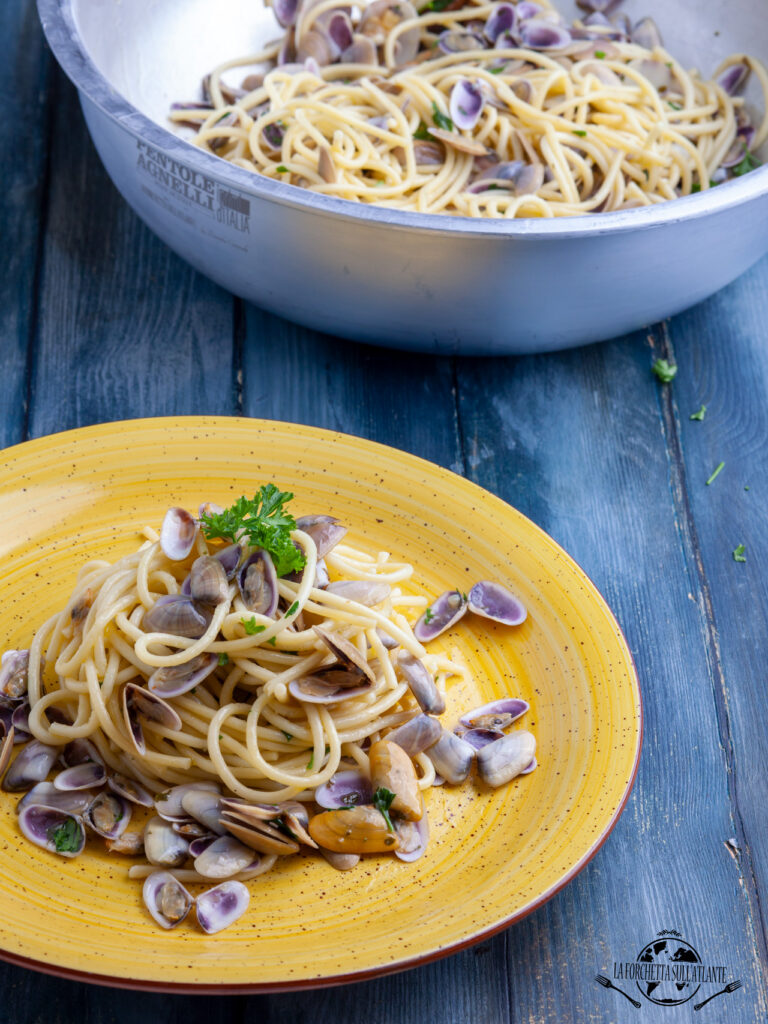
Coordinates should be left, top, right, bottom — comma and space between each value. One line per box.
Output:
373, 787, 396, 831
690, 404, 707, 420
199, 485, 305, 576
733, 544, 746, 562
706, 461, 725, 485
651, 358, 677, 383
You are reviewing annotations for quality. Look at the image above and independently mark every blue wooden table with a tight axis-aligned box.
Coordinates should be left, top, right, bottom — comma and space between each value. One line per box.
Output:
2, 1, 768, 1020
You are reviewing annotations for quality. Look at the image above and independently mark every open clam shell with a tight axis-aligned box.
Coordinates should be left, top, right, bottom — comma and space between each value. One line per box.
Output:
0, 725, 15, 776
396, 653, 445, 714
19, 805, 86, 858
313, 626, 375, 683
123, 682, 185, 754
142, 595, 212, 639
61, 737, 104, 767
189, 555, 229, 606
196, 880, 250, 934
85, 791, 132, 839
143, 870, 194, 929
477, 730, 537, 787
2, 740, 59, 792
160, 507, 198, 561
459, 698, 529, 731
155, 781, 220, 820
219, 812, 300, 856
386, 714, 442, 757
144, 815, 190, 867
395, 799, 429, 863
427, 730, 475, 785
194, 835, 256, 879
468, 581, 526, 626
0, 650, 30, 702
413, 590, 467, 642
54, 763, 107, 791
288, 676, 370, 704
146, 653, 218, 700
108, 773, 154, 807
238, 549, 278, 615
17, 781, 97, 816
315, 770, 373, 810
324, 581, 391, 606
181, 788, 227, 835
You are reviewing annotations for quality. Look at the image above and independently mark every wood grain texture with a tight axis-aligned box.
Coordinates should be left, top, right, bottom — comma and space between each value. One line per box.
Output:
0, 0, 50, 448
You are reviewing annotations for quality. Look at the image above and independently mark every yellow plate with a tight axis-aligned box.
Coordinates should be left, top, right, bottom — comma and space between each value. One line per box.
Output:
0, 417, 641, 992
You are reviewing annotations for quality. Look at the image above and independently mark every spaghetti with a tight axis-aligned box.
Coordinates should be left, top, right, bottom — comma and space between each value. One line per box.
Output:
169, 0, 768, 217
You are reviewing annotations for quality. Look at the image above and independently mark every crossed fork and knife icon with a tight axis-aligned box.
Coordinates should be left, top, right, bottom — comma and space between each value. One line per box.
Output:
594, 974, 742, 1010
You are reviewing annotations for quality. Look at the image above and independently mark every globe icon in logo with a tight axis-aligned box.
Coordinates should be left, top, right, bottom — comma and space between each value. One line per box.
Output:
636, 939, 702, 1005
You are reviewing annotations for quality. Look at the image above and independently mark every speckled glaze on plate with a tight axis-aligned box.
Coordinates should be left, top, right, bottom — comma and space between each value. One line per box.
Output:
0, 417, 641, 992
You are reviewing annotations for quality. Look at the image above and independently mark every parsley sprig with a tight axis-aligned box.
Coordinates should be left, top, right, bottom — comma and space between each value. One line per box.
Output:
200, 485, 305, 577
651, 358, 677, 383
373, 786, 396, 831
732, 147, 762, 177
49, 818, 81, 854
431, 101, 454, 132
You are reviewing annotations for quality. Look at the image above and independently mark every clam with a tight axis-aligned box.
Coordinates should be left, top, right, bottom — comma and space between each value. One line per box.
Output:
359, 0, 420, 66
281, 804, 318, 848
123, 681, 185, 754
0, 650, 29, 702
160, 507, 198, 561
10, 704, 31, 741
517, 1, 542, 18
143, 871, 194, 929
427, 127, 488, 157
318, 145, 337, 184
189, 555, 229, 606
369, 739, 422, 821
326, 12, 354, 58
144, 815, 190, 867
438, 30, 486, 54
19, 805, 86, 857
155, 781, 220, 820
85, 791, 132, 839
468, 161, 544, 196
717, 62, 750, 96
324, 580, 391, 606
142, 595, 211, 638
17, 781, 96, 815
2, 739, 59, 792
288, 675, 370, 704
315, 769, 373, 809
477, 730, 537, 787
106, 830, 145, 855
468, 581, 527, 625
631, 16, 662, 50
313, 626, 376, 682
413, 589, 467, 642
395, 802, 429, 862
459, 728, 505, 750
450, 79, 486, 132
238, 549, 278, 614
321, 849, 360, 870
459, 697, 529, 731
54, 762, 107, 791
194, 835, 256, 879
427, 730, 474, 785
341, 34, 378, 65
196, 880, 250, 934
386, 713, 442, 756
485, 4, 516, 42
296, 29, 333, 66
181, 787, 227, 835
396, 652, 445, 714
146, 653, 218, 700
0, 725, 14, 775
518, 19, 571, 49
108, 773, 155, 807
274, 0, 299, 28
173, 820, 210, 838
308, 806, 400, 854
188, 834, 218, 857
413, 141, 445, 166
61, 737, 104, 767
219, 807, 300, 856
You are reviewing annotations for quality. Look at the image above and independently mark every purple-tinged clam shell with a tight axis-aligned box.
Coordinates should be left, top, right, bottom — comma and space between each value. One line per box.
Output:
468, 581, 526, 626
0, 650, 29, 702
485, 4, 516, 43
274, 0, 299, 28
288, 677, 370, 704
196, 880, 250, 934
194, 835, 255, 879
459, 698, 529, 731
314, 626, 375, 682
314, 558, 330, 589
438, 30, 486, 55
198, 501, 223, 520
61, 737, 104, 767
85, 791, 132, 839
124, 681, 185, 754
189, 834, 218, 857
0, 724, 14, 774
238, 550, 278, 614
295, 515, 348, 558
263, 119, 287, 150
477, 730, 537, 787
518, 19, 571, 49
516, 1, 542, 18
215, 543, 243, 579
321, 849, 360, 870
155, 782, 220, 821
519, 755, 537, 775
17, 781, 96, 816
395, 804, 429, 862
10, 704, 31, 742
326, 12, 354, 57
386, 714, 442, 757
173, 819, 209, 838
143, 871, 194, 929
459, 728, 505, 750
717, 62, 750, 96
413, 589, 467, 642
315, 770, 373, 809
19, 804, 86, 857
396, 653, 445, 715
142, 594, 212, 639
160, 507, 198, 561
324, 580, 391, 606
342, 33, 378, 65
2, 739, 59, 792
108, 773, 155, 807
427, 730, 474, 785
296, 29, 333, 66
189, 555, 229, 606
722, 128, 757, 168
181, 788, 227, 835
630, 16, 662, 50
450, 79, 486, 132
54, 762, 107, 791
147, 653, 218, 700
144, 815, 190, 867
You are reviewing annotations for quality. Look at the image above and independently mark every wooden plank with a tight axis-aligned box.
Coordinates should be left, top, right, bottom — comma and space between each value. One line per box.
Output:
453, 331, 768, 1023
658, 255, 768, 986
25, 64, 237, 440
0, 0, 50, 449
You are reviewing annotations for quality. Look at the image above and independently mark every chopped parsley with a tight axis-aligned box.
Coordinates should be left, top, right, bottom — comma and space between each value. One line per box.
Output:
267, 637, 277, 647
413, 120, 433, 141
280, 730, 293, 742
286, 601, 299, 617
49, 818, 81, 854
488, 65, 506, 75
732, 544, 746, 562
732, 147, 762, 177
706, 461, 725, 486
217, 652, 229, 666
690, 404, 707, 421
668, 101, 682, 111
425, 0, 454, 11
424, 607, 435, 624
373, 786, 396, 831
199, 485, 305, 576
594, 50, 606, 59
276, 165, 289, 173
431, 101, 453, 132
241, 617, 266, 636
651, 358, 677, 383
572, 130, 587, 137
690, 183, 701, 193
